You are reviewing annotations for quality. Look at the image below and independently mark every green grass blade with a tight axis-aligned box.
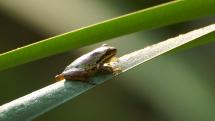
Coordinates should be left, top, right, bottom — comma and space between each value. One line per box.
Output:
0, 0, 214, 71
0, 24, 214, 121
119, 24, 215, 71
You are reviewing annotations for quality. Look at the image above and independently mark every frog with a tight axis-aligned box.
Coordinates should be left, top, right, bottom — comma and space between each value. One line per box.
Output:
55, 44, 121, 82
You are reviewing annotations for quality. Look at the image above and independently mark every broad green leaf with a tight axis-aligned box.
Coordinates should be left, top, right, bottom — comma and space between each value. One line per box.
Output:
0, 0, 214, 71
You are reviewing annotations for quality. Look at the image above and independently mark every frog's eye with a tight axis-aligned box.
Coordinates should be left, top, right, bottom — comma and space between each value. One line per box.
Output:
102, 44, 109, 47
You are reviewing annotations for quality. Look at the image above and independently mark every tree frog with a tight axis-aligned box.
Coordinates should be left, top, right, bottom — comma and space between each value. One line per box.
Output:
55, 44, 121, 82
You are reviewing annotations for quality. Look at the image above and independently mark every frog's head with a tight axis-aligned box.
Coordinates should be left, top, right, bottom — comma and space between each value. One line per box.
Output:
102, 44, 117, 58
89, 44, 117, 64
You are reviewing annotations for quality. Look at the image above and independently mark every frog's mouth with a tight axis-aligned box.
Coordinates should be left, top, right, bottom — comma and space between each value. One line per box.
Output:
106, 48, 117, 58
100, 47, 117, 63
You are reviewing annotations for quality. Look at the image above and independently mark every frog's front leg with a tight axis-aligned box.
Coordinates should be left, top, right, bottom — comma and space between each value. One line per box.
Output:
99, 57, 122, 75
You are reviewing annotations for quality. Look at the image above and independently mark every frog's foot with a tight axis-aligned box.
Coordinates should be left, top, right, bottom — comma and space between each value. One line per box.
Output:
112, 66, 122, 75
55, 74, 65, 81
99, 61, 122, 75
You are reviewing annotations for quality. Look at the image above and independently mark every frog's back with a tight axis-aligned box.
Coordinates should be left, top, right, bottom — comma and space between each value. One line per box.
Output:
64, 51, 101, 71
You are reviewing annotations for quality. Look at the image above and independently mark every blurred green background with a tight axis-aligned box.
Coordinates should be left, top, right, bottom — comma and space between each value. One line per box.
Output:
0, 0, 215, 121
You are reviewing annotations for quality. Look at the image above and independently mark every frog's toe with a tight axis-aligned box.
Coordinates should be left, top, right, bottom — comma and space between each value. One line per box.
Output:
99, 63, 114, 73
